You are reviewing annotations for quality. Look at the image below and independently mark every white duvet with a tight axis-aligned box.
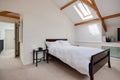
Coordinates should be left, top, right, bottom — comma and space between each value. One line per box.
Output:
47, 41, 104, 75
47, 42, 104, 75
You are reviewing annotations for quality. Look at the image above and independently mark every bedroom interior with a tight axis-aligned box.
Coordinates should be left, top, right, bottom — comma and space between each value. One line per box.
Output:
0, 0, 120, 80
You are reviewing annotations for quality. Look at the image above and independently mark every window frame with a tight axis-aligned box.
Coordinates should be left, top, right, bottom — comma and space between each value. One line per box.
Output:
73, 2, 93, 20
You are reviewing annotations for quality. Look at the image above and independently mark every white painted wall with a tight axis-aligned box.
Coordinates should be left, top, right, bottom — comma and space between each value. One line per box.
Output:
0, 22, 15, 50
0, 29, 4, 40
75, 22, 102, 42
5, 29, 15, 49
0, 0, 75, 64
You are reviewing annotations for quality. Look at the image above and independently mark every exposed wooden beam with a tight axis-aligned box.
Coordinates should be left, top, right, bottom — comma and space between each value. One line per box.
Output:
90, 0, 107, 32
0, 11, 20, 16
0, 11, 11, 14
0, 14, 20, 19
80, 0, 96, 10
80, 0, 107, 32
0, 11, 20, 19
75, 13, 120, 26
60, 0, 77, 10
90, 0, 95, 3
104, 13, 120, 19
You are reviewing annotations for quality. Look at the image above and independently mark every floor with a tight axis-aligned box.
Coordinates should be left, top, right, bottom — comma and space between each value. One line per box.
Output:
0, 57, 120, 80
0, 49, 15, 58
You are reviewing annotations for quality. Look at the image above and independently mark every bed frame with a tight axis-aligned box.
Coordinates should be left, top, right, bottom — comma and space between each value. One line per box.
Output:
45, 39, 111, 80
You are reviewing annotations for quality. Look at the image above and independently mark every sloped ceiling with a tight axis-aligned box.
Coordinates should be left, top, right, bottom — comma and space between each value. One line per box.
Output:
96, 0, 120, 16
54, 0, 72, 6
53, 0, 120, 26
96, 0, 120, 26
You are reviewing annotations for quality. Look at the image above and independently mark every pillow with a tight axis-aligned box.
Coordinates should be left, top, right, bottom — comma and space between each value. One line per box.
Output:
56, 40, 71, 46
46, 41, 61, 48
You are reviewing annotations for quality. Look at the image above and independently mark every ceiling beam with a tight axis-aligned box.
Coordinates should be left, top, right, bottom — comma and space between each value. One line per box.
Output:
91, 0, 107, 32
0, 14, 20, 19
0, 11, 11, 14
0, 11, 20, 19
60, 0, 77, 10
80, 0, 96, 10
104, 13, 120, 19
0, 11, 19, 15
80, 0, 107, 32
75, 13, 120, 26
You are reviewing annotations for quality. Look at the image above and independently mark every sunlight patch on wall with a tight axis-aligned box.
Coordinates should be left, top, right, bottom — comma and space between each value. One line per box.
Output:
88, 24, 100, 35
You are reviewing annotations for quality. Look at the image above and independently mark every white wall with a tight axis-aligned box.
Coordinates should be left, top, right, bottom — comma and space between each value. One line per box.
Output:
0, 29, 4, 40
75, 22, 102, 42
0, 0, 75, 64
5, 29, 15, 49
0, 22, 15, 49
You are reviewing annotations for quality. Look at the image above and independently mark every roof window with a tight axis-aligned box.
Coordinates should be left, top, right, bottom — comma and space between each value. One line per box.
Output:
73, 2, 93, 20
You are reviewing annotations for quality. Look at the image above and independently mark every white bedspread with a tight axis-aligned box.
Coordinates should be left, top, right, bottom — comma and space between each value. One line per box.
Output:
48, 45, 104, 75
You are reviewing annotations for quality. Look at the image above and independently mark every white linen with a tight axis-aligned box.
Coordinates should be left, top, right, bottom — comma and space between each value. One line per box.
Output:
56, 40, 71, 46
47, 42, 104, 75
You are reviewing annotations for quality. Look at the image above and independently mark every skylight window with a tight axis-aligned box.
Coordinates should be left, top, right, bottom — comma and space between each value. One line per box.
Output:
73, 2, 93, 20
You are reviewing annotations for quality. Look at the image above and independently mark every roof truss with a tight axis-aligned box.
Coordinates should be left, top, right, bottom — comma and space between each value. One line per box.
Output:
80, 0, 107, 32
75, 13, 120, 26
60, 0, 112, 32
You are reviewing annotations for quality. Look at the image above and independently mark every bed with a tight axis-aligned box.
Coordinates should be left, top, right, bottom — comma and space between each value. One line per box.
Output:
45, 39, 111, 80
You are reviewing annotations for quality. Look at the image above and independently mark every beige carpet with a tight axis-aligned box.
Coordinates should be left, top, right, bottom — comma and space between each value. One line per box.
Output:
0, 57, 120, 80
0, 49, 15, 58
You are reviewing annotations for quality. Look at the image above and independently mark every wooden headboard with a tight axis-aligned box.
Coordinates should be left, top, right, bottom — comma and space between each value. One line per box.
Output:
46, 39, 68, 42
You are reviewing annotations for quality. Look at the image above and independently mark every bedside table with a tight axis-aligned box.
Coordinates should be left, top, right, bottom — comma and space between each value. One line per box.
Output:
33, 49, 46, 67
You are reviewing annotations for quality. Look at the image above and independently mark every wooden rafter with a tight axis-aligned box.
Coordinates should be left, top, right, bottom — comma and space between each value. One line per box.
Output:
80, 0, 107, 32
91, 0, 107, 32
75, 13, 120, 26
80, 0, 96, 10
60, 0, 77, 10
0, 11, 20, 19
104, 13, 120, 19
59, 0, 118, 32
0, 11, 11, 14
0, 14, 20, 19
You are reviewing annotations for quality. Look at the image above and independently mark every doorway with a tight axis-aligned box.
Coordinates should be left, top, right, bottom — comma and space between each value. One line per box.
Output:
0, 11, 21, 58
0, 22, 15, 57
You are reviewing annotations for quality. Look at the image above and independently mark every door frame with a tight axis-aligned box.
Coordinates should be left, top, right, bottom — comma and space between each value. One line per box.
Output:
15, 22, 20, 57
0, 10, 21, 58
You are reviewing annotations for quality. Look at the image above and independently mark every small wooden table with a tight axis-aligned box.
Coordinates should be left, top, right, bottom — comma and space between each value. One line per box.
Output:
33, 49, 46, 67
